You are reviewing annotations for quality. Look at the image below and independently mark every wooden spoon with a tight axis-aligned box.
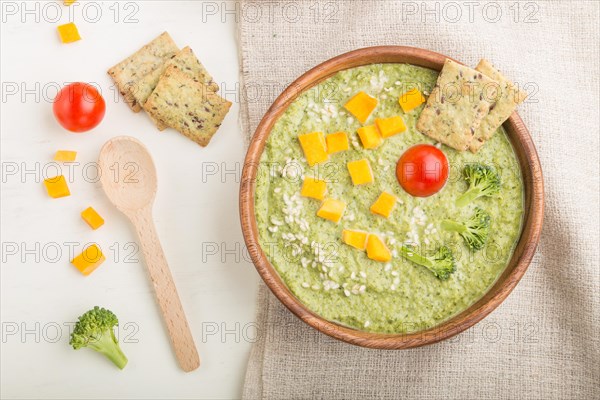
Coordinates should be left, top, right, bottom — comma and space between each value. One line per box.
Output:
98, 136, 200, 372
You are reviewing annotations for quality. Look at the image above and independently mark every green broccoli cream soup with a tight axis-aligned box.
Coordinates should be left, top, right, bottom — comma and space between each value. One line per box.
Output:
254, 64, 524, 333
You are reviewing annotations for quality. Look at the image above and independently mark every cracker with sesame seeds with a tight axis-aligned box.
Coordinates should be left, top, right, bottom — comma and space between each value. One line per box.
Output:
129, 46, 219, 130
416, 59, 498, 151
107, 32, 179, 112
469, 59, 528, 153
143, 66, 231, 147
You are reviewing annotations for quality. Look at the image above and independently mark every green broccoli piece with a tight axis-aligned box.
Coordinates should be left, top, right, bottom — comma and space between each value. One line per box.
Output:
456, 163, 501, 207
399, 245, 456, 280
441, 208, 491, 251
70, 306, 128, 369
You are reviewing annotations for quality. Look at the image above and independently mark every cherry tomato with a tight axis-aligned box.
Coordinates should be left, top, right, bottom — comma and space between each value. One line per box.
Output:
53, 82, 105, 132
396, 144, 449, 197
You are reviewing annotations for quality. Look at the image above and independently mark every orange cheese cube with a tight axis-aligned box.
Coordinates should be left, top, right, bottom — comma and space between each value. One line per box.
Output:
54, 150, 77, 162
366, 234, 392, 262
301, 177, 327, 200
347, 159, 374, 185
57, 22, 81, 44
370, 192, 398, 218
326, 132, 349, 154
43, 175, 70, 198
71, 244, 105, 276
344, 91, 378, 123
298, 132, 328, 166
342, 230, 369, 250
398, 88, 426, 112
317, 198, 346, 223
357, 125, 383, 149
375, 116, 406, 138
81, 207, 105, 230
64, 0, 76, 5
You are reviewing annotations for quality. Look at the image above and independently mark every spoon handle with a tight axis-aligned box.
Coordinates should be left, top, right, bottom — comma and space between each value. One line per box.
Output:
131, 207, 200, 372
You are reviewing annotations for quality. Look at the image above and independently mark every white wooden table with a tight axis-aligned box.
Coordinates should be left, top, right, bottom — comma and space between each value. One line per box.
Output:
1, 2, 258, 398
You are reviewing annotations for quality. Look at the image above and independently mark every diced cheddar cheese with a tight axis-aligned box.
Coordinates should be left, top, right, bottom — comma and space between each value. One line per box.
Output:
298, 132, 328, 166
375, 116, 406, 138
57, 22, 81, 44
81, 207, 105, 230
71, 244, 105, 276
43, 175, 70, 198
347, 159, 374, 185
54, 150, 77, 162
366, 234, 392, 262
301, 177, 327, 200
344, 91, 378, 123
342, 230, 369, 250
326, 132, 349, 154
370, 192, 398, 218
317, 198, 346, 223
64, 0, 76, 5
398, 88, 426, 113
357, 125, 383, 149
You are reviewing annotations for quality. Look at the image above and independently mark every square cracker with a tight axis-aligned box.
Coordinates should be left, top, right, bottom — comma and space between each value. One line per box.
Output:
130, 46, 220, 130
416, 59, 498, 151
143, 66, 232, 147
469, 59, 528, 153
107, 32, 179, 112
130, 46, 219, 110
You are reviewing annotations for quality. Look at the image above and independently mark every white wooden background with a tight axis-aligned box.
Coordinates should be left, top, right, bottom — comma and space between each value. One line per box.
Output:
1, 2, 259, 398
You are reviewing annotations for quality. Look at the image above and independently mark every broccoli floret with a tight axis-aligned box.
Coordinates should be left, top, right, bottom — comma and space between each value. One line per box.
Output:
399, 245, 456, 280
70, 306, 128, 369
456, 163, 501, 207
442, 208, 491, 250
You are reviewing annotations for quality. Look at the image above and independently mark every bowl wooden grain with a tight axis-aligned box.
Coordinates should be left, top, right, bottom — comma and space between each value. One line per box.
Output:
239, 46, 544, 349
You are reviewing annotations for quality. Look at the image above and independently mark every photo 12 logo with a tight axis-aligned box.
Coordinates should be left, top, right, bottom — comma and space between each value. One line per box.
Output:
1, 160, 144, 185
399, 1, 541, 24
199, 1, 340, 24
1, 241, 139, 265
1, 1, 140, 24
1, 320, 140, 344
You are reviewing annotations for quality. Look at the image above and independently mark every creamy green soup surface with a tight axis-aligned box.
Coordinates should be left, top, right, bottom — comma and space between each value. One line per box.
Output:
254, 63, 524, 333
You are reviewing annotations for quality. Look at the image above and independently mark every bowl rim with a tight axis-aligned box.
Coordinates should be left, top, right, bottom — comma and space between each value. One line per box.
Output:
239, 45, 544, 349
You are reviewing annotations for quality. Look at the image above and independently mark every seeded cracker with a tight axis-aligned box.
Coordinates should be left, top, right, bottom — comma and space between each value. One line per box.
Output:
416, 59, 498, 151
131, 46, 219, 130
469, 59, 528, 153
129, 46, 220, 130
107, 32, 179, 112
144, 66, 231, 147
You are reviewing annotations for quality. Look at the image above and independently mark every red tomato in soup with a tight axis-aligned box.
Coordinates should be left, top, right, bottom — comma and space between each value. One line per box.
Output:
396, 144, 449, 197
53, 82, 105, 132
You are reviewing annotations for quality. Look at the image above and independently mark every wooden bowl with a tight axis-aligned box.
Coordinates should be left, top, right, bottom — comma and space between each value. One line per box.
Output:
240, 46, 544, 349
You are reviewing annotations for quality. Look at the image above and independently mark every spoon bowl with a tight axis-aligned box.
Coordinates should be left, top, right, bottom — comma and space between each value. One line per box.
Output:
98, 136, 157, 214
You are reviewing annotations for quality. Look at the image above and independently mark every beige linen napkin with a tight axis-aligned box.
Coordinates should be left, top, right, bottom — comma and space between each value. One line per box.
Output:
239, 1, 599, 398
